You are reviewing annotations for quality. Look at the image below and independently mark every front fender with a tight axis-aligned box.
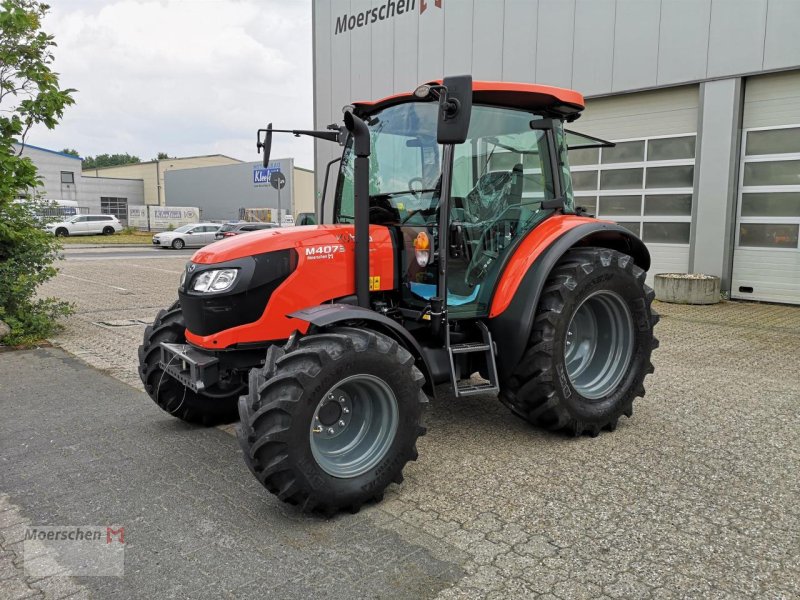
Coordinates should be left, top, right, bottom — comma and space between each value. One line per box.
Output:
289, 304, 436, 397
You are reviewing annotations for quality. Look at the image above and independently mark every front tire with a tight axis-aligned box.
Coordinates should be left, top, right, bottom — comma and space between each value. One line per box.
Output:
237, 328, 427, 514
137, 301, 241, 425
171, 238, 185, 250
55, 228, 68, 237
500, 247, 659, 436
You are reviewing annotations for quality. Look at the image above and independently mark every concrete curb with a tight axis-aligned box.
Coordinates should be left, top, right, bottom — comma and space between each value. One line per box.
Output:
62, 243, 154, 249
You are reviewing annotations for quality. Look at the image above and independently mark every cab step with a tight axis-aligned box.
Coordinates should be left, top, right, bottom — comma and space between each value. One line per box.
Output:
447, 322, 500, 398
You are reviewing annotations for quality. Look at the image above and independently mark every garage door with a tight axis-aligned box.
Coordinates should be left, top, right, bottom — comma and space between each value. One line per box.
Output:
569, 86, 699, 282
732, 72, 800, 304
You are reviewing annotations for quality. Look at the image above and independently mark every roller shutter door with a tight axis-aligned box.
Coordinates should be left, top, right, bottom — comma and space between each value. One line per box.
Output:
732, 71, 800, 304
568, 86, 699, 283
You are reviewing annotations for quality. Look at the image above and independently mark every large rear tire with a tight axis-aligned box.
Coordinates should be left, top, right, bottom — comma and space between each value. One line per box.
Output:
137, 301, 241, 425
237, 327, 427, 514
499, 247, 659, 436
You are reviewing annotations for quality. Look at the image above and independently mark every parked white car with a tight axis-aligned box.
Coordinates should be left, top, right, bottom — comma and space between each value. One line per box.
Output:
152, 223, 222, 249
44, 214, 123, 237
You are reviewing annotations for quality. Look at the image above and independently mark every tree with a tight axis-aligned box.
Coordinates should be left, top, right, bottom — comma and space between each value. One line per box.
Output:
61, 147, 79, 157
81, 152, 140, 170
0, 0, 76, 345
155, 152, 171, 160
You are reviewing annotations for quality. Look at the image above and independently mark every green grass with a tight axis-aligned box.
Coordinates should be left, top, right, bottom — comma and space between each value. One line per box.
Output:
59, 231, 153, 245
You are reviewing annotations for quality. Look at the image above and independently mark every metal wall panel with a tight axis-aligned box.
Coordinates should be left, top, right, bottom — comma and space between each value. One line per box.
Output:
501, 0, 537, 83
657, 0, 711, 86
417, 0, 444, 82
472, 0, 504, 80
443, 0, 474, 76
707, 0, 768, 78
371, 0, 396, 99
764, 0, 800, 72
571, 0, 615, 96
350, 0, 373, 101
393, 0, 419, 92
612, 0, 660, 92
535, 0, 574, 88
313, 0, 334, 198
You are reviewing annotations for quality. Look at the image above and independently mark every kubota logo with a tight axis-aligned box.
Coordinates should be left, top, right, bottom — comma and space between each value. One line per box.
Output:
334, 0, 442, 36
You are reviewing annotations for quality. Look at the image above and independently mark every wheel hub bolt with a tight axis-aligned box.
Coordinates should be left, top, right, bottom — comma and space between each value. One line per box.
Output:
342, 407, 350, 414
338, 420, 345, 427
327, 427, 335, 434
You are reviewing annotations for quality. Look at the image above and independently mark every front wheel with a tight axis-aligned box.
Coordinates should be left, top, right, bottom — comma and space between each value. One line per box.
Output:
137, 301, 241, 425
500, 247, 659, 436
55, 228, 68, 237
237, 327, 427, 514
171, 238, 185, 250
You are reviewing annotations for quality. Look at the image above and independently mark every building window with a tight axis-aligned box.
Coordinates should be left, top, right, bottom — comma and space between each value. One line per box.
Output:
569, 133, 696, 246
737, 125, 800, 250
100, 197, 128, 225
60, 171, 75, 184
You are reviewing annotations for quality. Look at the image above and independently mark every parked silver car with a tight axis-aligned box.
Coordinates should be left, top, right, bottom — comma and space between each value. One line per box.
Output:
152, 223, 222, 249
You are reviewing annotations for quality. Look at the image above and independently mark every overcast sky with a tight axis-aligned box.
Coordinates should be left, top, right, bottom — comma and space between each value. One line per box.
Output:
29, 0, 315, 168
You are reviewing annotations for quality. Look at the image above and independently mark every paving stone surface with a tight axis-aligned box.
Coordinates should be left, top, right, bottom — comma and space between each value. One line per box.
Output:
1, 246, 796, 599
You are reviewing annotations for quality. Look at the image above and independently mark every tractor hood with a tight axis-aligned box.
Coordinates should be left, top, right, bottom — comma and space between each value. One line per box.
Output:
191, 224, 394, 266
193, 225, 348, 264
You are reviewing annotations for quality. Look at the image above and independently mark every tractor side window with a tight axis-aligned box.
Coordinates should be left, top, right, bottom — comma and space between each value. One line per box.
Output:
444, 105, 557, 319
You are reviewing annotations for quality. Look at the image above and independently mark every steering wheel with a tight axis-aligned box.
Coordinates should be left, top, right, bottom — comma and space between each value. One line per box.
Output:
408, 177, 425, 197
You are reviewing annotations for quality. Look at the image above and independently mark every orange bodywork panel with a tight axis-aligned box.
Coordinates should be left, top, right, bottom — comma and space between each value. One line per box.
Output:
186, 225, 395, 349
489, 215, 607, 318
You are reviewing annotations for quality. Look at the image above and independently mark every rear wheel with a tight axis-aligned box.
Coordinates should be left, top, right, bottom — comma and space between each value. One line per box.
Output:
237, 327, 427, 514
499, 247, 659, 436
171, 238, 185, 250
137, 301, 241, 425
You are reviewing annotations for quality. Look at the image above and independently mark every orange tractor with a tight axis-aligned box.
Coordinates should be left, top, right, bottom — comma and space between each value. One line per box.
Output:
139, 77, 658, 513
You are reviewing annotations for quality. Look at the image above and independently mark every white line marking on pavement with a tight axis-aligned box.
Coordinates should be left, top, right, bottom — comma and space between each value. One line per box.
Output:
60, 273, 128, 292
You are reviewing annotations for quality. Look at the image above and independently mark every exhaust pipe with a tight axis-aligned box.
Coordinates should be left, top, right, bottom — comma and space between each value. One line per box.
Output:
343, 111, 371, 309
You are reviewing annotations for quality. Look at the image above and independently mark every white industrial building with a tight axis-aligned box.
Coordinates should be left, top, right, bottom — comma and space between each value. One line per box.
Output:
313, 0, 800, 305
14, 143, 144, 223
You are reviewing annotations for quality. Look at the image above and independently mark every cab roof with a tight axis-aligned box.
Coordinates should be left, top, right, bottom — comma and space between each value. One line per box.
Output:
353, 80, 585, 120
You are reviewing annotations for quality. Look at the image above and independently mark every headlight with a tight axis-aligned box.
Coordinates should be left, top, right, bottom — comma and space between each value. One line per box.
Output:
191, 269, 238, 293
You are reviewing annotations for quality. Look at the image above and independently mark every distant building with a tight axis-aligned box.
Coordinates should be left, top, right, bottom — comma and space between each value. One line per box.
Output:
165, 159, 315, 222
83, 154, 242, 207
14, 143, 144, 223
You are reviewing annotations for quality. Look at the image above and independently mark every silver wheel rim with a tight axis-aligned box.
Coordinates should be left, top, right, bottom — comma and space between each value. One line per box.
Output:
309, 374, 399, 478
564, 290, 634, 400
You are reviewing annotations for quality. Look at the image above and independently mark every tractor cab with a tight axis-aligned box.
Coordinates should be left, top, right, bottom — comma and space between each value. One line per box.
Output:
332, 90, 575, 320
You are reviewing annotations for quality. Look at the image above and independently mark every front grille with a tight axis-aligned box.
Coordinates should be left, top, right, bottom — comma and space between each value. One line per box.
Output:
179, 249, 296, 337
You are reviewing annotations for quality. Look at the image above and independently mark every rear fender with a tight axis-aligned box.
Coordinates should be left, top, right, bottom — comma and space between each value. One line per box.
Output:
489, 222, 650, 383
289, 304, 437, 397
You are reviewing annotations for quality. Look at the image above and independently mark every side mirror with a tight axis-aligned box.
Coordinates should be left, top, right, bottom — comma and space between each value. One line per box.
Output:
437, 75, 472, 145
257, 123, 273, 168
